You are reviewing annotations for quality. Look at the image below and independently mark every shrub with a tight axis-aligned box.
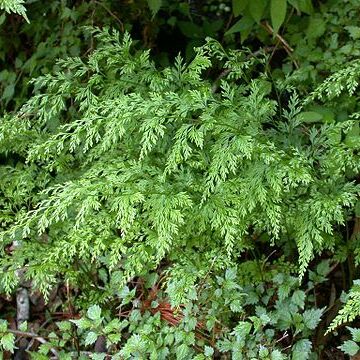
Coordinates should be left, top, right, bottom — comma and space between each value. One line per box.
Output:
1, 27, 360, 357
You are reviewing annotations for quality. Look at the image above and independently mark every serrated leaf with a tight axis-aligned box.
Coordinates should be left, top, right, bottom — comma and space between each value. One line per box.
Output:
0, 320, 8, 333
176, 344, 190, 360
0, 333, 15, 353
348, 327, 360, 342
107, 333, 121, 344
303, 308, 323, 330
291, 290, 305, 309
271, 0, 287, 34
346, 26, 360, 40
204, 345, 214, 357
232, 0, 249, 16
56, 321, 71, 332
225, 267, 237, 281
18, 321, 28, 332
90, 353, 106, 360
85, 331, 98, 346
271, 349, 285, 360
232, 321, 252, 340
345, 122, 360, 148
316, 260, 330, 277
230, 299, 243, 312
70, 317, 92, 329
147, 0, 162, 17
292, 339, 312, 360
87, 305, 102, 320
249, 0, 267, 23
339, 340, 360, 356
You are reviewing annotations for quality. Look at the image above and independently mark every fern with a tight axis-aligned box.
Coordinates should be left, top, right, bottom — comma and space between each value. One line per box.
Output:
0, 28, 359, 297
0, 0, 28, 21
327, 281, 360, 333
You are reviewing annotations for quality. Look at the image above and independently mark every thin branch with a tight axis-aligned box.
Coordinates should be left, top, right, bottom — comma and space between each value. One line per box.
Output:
261, 21, 294, 52
8, 329, 59, 358
93, 1, 124, 32
261, 21, 299, 69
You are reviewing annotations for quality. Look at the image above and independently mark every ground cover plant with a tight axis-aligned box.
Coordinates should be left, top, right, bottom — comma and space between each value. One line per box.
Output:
1, 0, 360, 359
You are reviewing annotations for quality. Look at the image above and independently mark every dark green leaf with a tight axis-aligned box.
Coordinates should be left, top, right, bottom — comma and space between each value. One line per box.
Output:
303, 308, 323, 330
292, 339, 312, 360
249, 0, 267, 23
345, 122, 360, 148
291, 290, 305, 309
271, 0, 287, 34
297, 0, 313, 14
306, 17, 326, 39
147, 0, 162, 17
177, 21, 203, 38
356, 202, 360, 217
296, 111, 323, 123
1, 84, 14, 101
225, 16, 254, 40
232, 0, 249, 16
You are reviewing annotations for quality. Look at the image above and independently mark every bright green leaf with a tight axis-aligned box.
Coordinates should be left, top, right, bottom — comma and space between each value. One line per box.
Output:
348, 327, 360, 342
204, 345, 214, 357
0, 333, 15, 353
346, 26, 360, 40
85, 331, 98, 346
87, 305, 102, 320
271, 349, 286, 360
339, 340, 360, 356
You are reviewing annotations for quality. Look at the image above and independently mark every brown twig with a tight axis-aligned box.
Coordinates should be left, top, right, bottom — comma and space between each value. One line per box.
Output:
261, 21, 299, 69
261, 21, 293, 52
8, 329, 59, 358
93, 0, 124, 32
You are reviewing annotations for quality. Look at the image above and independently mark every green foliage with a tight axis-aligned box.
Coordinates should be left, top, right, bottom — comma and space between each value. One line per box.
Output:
1, 26, 360, 356
1, 29, 359, 296
0, 0, 27, 21
0, 1, 126, 111
2, 0, 360, 357
339, 327, 360, 357
285, 0, 360, 85
228, 0, 313, 40
0, 262, 326, 358
328, 280, 360, 333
